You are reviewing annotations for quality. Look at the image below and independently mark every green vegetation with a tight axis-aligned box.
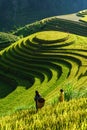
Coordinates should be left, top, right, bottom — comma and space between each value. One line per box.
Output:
0, 14, 87, 129
0, 32, 20, 50
0, 30, 87, 117
12, 20, 47, 37
80, 16, 87, 23
0, 98, 87, 130
34, 31, 68, 43
77, 9, 87, 23
13, 17, 87, 37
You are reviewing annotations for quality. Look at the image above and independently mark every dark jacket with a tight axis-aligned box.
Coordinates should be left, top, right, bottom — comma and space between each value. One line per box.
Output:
34, 91, 41, 101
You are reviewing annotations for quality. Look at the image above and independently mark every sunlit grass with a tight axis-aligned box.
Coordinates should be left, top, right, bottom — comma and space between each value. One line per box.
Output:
0, 11, 87, 129
0, 30, 87, 117
80, 15, 87, 22
0, 98, 87, 130
34, 31, 68, 43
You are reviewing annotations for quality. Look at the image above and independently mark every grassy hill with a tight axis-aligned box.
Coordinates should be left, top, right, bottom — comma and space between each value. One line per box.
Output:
0, 30, 87, 115
0, 14, 87, 129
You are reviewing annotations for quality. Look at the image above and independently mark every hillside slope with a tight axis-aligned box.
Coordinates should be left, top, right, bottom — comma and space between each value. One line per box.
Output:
0, 30, 87, 116
0, 32, 20, 50
0, 0, 87, 31
13, 17, 87, 37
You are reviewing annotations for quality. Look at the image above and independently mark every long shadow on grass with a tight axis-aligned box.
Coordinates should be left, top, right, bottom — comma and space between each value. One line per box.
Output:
0, 74, 17, 98
0, 73, 35, 98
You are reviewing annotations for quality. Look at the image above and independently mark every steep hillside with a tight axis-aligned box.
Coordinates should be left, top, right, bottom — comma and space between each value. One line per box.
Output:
0, 0, 87, 31
0, 30, 87, 116
13, 17, 87, 37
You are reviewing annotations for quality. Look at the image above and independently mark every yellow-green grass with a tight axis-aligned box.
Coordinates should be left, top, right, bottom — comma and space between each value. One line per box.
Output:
79, 15, 87, 23
76, 9, 87, 24
34, 31, 69, 43
0, 31, 87, 116
0, 98, 87, 130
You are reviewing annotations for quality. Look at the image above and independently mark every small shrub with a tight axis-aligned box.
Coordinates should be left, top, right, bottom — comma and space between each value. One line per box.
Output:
64, 83, 75, 101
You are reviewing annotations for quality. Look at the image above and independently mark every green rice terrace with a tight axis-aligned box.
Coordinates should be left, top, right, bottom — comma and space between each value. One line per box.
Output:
0, 32, 20, 50
77, 9, 87, 23
0, 15, 87, 129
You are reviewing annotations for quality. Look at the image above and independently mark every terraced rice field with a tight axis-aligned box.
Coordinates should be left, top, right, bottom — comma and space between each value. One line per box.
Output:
0, 32, 19, 50
80, 16, 87, 23
43, 18, 87, 36
0, 30, 87, 115
14, 17, 87, 37
77, 9, 87, 23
